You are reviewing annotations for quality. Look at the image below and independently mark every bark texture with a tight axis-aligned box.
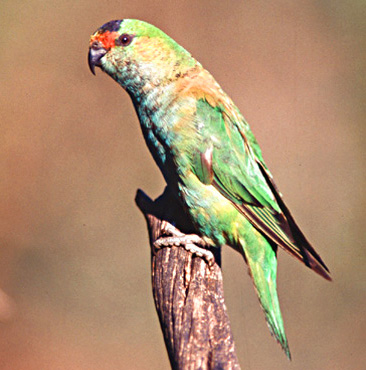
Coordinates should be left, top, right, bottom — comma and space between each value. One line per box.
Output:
135, 188, 241, 370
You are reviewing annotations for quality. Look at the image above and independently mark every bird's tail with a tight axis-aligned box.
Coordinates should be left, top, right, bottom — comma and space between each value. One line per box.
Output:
239, 237, 291, 360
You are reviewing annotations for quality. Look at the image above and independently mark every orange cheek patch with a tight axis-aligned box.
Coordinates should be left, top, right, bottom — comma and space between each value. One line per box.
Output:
90, 31, 119, 50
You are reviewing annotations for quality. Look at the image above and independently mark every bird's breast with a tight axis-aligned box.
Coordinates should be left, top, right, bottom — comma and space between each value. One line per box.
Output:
136, 86, 199, 168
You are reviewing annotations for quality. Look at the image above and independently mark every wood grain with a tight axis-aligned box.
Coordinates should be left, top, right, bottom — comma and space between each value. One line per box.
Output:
135, 188, 240, 370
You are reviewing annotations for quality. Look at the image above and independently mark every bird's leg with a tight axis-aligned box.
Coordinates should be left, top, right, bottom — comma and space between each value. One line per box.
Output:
154, 220, 216, 265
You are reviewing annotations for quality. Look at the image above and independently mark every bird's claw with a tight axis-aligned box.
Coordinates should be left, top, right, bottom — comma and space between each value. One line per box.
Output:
153, 221, 215, 266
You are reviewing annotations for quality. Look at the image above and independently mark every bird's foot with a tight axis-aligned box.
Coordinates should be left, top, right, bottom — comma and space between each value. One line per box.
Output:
154, 221, 215, 266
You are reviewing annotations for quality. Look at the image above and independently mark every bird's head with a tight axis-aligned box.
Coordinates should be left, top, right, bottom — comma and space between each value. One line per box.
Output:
88, 19, 197, 95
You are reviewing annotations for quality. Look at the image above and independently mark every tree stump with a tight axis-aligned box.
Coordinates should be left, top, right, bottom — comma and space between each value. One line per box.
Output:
135, 187, 241, 370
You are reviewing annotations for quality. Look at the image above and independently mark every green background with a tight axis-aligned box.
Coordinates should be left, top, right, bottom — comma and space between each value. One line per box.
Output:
0, 1, 364, 369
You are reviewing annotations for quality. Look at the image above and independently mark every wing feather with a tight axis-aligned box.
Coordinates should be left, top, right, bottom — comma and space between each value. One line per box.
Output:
192, 95, 331, 280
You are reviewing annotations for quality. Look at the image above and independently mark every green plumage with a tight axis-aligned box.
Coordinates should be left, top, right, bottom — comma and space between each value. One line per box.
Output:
88, 19, 331, 359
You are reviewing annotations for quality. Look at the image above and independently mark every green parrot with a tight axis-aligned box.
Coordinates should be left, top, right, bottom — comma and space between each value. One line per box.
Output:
88, 19, 331, 359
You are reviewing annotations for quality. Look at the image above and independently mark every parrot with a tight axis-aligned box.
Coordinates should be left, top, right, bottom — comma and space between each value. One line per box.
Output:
88, 19, 331, 359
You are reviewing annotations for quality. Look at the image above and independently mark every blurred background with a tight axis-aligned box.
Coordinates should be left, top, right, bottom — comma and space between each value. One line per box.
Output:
0, 1, 365, 369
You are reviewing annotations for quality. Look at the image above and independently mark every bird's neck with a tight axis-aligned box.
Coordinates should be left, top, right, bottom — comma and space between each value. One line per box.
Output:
127, 61, 202, 113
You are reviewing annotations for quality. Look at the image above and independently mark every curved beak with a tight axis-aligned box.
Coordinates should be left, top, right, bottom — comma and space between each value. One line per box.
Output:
88, 43, 107, 75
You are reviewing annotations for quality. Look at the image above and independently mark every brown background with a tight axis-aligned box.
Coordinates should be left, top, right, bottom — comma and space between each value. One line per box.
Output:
0, 1, 365, 369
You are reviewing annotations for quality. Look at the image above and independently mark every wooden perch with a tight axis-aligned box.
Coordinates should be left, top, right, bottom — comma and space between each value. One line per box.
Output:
135, 187, 241, 370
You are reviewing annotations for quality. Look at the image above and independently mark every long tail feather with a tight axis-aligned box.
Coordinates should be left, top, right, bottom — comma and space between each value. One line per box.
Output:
240, 238, 291, 360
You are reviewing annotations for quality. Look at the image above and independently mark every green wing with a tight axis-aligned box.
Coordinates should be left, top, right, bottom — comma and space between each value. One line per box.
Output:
192, 98, 331, 280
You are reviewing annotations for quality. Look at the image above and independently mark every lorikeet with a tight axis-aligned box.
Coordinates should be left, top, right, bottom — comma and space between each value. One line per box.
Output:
88, 19, 331, 359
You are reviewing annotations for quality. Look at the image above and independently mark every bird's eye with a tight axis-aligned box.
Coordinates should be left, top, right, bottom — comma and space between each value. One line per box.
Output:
116, 34, 133, 47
